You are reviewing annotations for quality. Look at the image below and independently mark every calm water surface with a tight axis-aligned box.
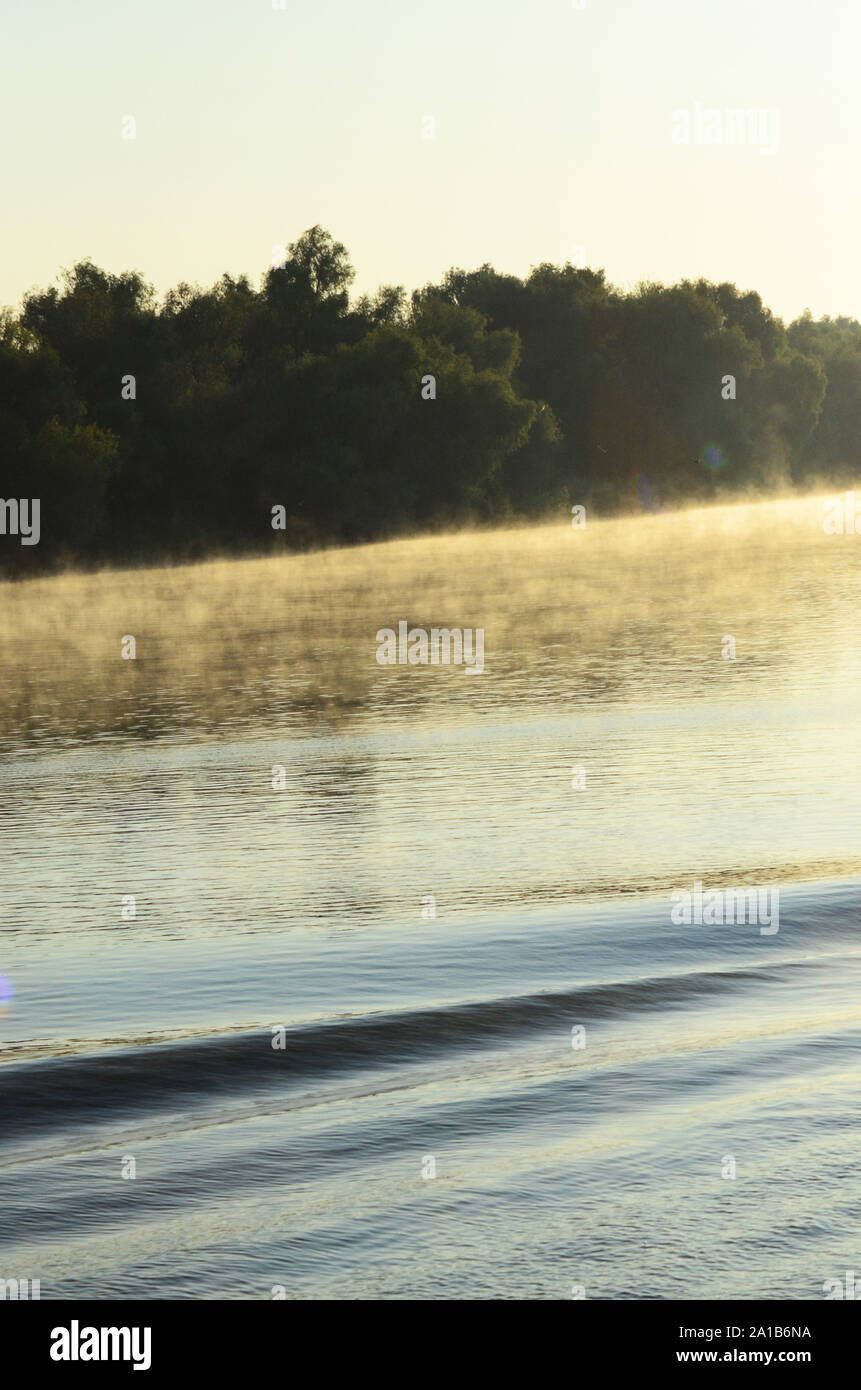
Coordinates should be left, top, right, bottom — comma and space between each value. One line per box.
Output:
1, 499, 860, 1298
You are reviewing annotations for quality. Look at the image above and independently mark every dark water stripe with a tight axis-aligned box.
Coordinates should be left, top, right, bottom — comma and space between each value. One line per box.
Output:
0, 963, 780, 1142
4, 1016, 860, 1245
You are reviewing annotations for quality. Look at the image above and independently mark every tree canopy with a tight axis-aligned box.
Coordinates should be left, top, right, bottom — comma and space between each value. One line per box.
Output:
1, 226, 856, 574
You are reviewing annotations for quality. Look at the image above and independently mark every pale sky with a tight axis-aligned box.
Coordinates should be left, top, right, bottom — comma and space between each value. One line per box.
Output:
3, 0, 858, 323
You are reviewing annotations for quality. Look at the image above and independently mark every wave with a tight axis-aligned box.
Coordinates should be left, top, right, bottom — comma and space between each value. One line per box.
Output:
0, 960, 781, 1144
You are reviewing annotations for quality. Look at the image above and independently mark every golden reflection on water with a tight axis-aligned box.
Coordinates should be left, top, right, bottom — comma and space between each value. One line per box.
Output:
1, 491, 860, 932
1, 492, 859, 749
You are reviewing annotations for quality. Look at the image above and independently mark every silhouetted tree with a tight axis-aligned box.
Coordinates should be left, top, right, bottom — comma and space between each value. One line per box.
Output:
0, 230, 857, 574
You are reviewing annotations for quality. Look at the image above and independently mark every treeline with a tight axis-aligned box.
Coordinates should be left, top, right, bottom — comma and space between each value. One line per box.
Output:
2, 224, 860, 575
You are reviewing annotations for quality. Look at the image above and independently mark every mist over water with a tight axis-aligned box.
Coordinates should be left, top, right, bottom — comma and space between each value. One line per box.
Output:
2, 494, 861, 1298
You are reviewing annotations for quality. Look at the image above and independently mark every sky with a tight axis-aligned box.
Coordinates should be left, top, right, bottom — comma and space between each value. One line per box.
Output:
3, 0, 859, 323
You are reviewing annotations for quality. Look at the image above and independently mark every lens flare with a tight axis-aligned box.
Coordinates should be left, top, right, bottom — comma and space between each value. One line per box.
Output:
633, 472, 662, 513
703, 443, 728, 471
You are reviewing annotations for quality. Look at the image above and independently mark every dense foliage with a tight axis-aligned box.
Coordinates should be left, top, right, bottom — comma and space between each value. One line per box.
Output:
2, 225, 858, 573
